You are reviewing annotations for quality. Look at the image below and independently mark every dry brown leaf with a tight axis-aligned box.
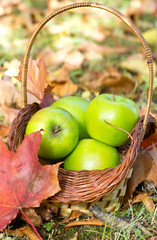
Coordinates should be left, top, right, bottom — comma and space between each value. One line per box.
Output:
0, 105, 20, 124
48, 67, 78, 97
40, 209, 52, 222
36, 46, 74, 67
62, 210, 82, 223
16, 57, 49, 101
51, 80, 78, 97
64, 51, 84, 70
34, 200, 53, 222
124, 126, 157, 206
101, 69, 135, 95
0, 78, 21, 108
79, 42, 131, 61
0, 0, 21, 16
120, 53, 157, 78
124, 149, 157, 204
132, 192, 155, 212
80, 67, 135, 94
0, 76, 39, 108
5, 225, 40, 240
64, 218, 104, 231
48, 0, 72, 11
21, 208, 42, 227
0, 124, 10, 139
21, 8, 44, 33
126, 0, 157, 17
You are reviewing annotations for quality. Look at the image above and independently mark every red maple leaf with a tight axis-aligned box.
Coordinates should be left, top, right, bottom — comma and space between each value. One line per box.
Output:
0, 132, 61, 231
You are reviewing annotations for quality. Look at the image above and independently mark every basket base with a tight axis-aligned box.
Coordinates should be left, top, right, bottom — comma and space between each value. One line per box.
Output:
52, 168, 133, 217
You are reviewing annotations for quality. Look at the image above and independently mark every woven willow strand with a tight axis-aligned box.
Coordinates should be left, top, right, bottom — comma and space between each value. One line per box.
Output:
21, 2, 154, 140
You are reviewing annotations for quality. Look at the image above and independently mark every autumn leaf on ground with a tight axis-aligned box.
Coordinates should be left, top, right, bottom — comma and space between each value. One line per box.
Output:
0, 104, 20, 124
64, 51, 84, 70
62, 210, 82, 224
79, 67, 135, 94
64, 218, 104, 231
79, 42, 131, 61
0, 78, 21, 108
16, 57, 49, 101
21, 208, 42, 226
0, 131, 61, 231
48, 66, 78, 97
98, 67, 135, 95
120, 53, 157, 80
123, 148, 157, 206
126, 0, 157, 18
5, 225, 40, 240
132, 192, 155, 212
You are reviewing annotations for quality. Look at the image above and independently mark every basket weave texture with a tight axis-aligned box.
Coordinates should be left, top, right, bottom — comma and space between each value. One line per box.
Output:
51, 168, 133, 216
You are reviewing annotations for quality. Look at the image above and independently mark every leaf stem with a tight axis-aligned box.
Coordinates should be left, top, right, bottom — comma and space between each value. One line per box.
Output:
20, 208, 43, 240
104, 119, 133, 141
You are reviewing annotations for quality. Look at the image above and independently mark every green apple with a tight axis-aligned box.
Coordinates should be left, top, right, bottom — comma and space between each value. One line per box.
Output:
85, 94, 140, 146
51, 96, 90, 139
25, 106, 79, 160
64, 139, 120, 171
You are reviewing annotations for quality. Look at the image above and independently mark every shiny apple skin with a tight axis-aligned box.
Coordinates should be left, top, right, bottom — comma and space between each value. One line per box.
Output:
25, 106, 79, 160
85, 94, 140, 146
64, 138, 120, 171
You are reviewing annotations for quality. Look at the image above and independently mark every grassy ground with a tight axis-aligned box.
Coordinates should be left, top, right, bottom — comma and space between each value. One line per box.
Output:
1, 201, 157, 239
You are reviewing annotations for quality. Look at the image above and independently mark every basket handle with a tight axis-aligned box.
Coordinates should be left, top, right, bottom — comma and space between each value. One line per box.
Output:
21, 2, 154, 140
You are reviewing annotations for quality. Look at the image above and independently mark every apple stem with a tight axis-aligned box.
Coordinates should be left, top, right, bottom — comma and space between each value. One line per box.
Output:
20, 208, 43, 240
104, 119, 133, 141
112, 93, 115, 101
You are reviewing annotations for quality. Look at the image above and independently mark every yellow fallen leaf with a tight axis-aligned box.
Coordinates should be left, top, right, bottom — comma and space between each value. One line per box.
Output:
64, 218, 104, 231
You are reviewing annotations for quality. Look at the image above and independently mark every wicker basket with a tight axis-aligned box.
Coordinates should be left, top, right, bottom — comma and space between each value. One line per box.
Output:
8, 2, 156, 216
